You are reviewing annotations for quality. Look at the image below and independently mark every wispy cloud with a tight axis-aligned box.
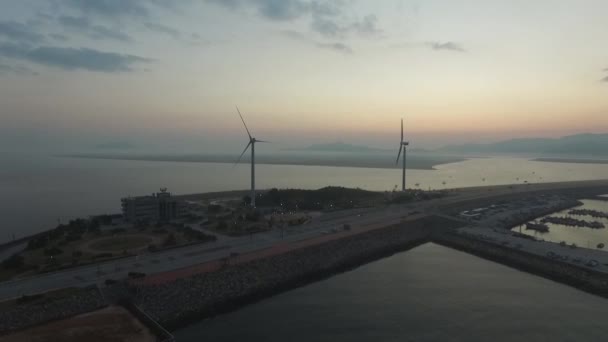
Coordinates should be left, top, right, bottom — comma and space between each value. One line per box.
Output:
60, 0, 150, 19
49, 33, 69, 42
144, 22, 180, 39
208, 0, 381, 40
392, 41, 468, 53
0, 43, 151, 72
0, 62, 38, 76
0, 21, 46, 44
316, 42, 353, 54
428, 41, 466, 52
208, 0, 308, 21
281, 30, 353, 54
58, 16, 131, 42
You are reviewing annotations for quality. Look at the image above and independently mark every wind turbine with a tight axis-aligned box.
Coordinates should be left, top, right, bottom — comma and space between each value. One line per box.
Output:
235, 106, 268, 208
395, 118, 409, 191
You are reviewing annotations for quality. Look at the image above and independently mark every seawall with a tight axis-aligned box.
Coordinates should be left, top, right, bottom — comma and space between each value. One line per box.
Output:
137, 215, 464, 331
433, 231, 608, 297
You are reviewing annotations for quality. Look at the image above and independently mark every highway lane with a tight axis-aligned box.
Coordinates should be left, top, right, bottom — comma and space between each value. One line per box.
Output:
0, 204, 416, 301
2, 180, 607, 301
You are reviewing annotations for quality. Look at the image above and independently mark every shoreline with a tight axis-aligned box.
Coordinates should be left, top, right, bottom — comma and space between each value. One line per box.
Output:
533, 157, 608, 165
62, 153, 466, 171
4, 180, 608, 335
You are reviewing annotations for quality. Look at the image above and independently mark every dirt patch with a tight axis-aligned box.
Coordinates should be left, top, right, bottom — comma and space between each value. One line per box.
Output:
2, 306, 157, 342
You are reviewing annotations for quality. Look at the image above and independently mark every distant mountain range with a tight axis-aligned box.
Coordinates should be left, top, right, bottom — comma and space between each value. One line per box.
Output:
94, 141, 134, 150
437, 133, 608, 157
287, 142, 391, 153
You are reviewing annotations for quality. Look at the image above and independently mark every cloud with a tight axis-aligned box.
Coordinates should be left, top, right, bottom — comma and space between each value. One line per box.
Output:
0, 43, 151, 72
281, 30, 353, 54
58, 16, 131, 42
310, 17, 343, 38
61, 0, 150, 19
316, 42, 352, 54
144, 22, 180, 39
50, 33, 69, 41
208, 0, 308, 21
428, 41, 466, 52
311, 13, 380, 39
0, 62, 38, 76
0, 21, 46, 44
603, 76, 608, 82
351, 15, 380, 37
208, 0, 380, 39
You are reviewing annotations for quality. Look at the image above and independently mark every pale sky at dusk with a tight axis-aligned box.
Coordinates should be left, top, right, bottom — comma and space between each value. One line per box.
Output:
0, 0, 607, 153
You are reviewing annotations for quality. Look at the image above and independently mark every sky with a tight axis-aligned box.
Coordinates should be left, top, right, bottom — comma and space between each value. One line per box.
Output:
0, 0, 607, 153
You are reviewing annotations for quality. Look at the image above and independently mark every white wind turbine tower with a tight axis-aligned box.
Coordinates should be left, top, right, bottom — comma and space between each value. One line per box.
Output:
395, 118, 409, 191
235, 106, 268, 208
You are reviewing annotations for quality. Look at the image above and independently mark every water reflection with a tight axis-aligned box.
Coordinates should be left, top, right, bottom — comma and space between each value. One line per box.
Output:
175, 243, 608, 342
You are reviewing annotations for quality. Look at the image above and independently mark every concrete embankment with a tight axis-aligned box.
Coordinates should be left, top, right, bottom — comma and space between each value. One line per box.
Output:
433, 231, 608, 298
137, 215, 464, 331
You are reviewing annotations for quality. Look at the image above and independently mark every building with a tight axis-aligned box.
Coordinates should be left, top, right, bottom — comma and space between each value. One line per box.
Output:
121, 188, 186, 223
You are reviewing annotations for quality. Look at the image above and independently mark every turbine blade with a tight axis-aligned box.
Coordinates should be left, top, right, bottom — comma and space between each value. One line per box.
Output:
236, 106, 252, 139
234, 141, 252, 166
255, 140, 271, 143
401, 118, 404, 142
396, 144, 403, 165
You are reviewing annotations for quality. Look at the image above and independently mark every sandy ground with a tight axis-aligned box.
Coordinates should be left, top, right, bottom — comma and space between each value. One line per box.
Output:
1, 306, 156, 342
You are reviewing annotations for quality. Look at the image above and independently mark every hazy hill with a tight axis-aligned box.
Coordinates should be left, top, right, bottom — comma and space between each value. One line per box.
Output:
438, 133, 608, 156
94, 141, 134, 150
287, 142, 391, 153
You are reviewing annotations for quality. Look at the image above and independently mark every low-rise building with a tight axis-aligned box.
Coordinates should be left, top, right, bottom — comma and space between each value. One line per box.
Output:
121, 188, 186, 223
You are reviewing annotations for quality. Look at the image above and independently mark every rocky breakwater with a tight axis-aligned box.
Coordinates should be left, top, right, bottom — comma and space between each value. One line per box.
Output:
433, 231, 608, 298
541, 216, 605, 229
0, 286, 106, 334
137, 215, 463, 330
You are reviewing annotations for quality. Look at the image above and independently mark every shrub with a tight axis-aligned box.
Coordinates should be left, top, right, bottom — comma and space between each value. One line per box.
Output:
208, 204, 222, 214
93, 252, 113, 259
27, 237, 48, 250
111, 228, 126, 234
104, 279, 118, 286
2, 254, 24, 269
162, 233, 177, 247
128, 272, 146, 279
44, 247, 64, 256
17, 294, 43, 304
217, 220, 228, 230
65, 233, 82, 242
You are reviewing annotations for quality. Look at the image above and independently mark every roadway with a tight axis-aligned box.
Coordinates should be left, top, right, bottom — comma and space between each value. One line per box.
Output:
1, 179, 608, 301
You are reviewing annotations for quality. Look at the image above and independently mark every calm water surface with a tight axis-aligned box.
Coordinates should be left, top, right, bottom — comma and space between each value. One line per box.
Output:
2, 154, 608, 242
175, 243, 608, 342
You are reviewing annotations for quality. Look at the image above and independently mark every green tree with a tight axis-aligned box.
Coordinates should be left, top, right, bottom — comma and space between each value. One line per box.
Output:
162, 233, 177, 247
2, 254, 24, 269
243, 195, 252, 206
